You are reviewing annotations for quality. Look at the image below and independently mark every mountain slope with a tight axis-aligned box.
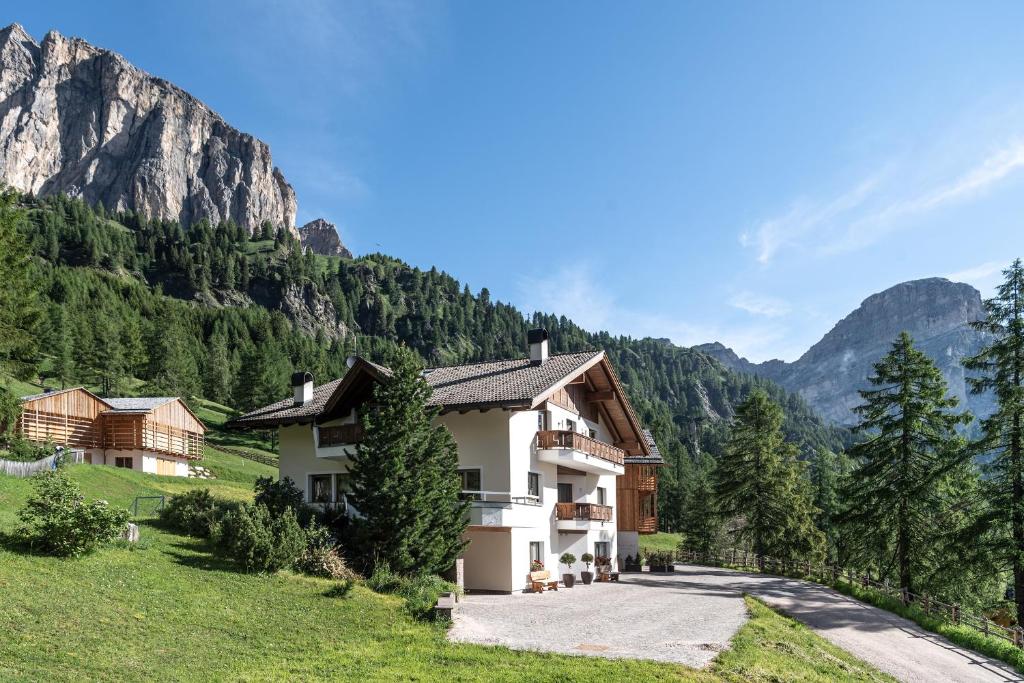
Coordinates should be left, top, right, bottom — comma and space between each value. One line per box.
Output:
698, 278, 994, 426
0, 24, 296, 233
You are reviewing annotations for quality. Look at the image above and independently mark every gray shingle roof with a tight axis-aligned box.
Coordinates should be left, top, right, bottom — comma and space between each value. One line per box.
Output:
625, 429, 665, 465
423, 352, 602, 409
229, 352, 603, 427
228, 377, 345, 427
20, 386, 86, 402
103, 397, 177, 412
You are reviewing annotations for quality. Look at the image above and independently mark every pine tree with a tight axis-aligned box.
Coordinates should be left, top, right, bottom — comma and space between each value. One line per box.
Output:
0, 189, 43, 379
964, 259, 1024, 619
348, 349, 468, 575
842, 332, 970, 594
203, 331, 233, 405
715, 390, 823, 563
679, 453, 720, 555
146, 312, 201, 398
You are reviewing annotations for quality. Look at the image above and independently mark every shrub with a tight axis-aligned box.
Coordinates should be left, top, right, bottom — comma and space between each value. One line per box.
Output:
1, 435, 56, 462
254, 476, 304, 516
295, 522, 359, 580
581, 552, 594, 569
159, 489, 238, 538
17, 470, 130, 556
559, 552, 576, 572
365, 561, 459, 620
215, 503, 305, 573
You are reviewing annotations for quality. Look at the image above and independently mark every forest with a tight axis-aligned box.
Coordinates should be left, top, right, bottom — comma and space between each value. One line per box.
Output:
6, 189, 1024, 623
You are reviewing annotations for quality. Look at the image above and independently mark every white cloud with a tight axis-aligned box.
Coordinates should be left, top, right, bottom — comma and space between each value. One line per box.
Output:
728, 291, 791, 317
743, 138, 1024, 264
516, 264, 800, 362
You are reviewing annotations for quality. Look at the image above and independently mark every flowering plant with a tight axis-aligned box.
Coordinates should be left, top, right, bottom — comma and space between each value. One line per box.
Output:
530, 559, 544, 572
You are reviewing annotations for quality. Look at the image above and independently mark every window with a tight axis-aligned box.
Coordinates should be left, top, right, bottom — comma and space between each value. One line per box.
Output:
597, 487, 607, 505
557, 482, 573, 503
594, 541, 610, 561
589, 428, 597, 439
565, 418, 576, 432
114, 456, 133, 469
310, 474, 332, 503
529, 541, 544, 565
537, 411, 548, 431
527, 472, 540, 500
458, 469, 482, 501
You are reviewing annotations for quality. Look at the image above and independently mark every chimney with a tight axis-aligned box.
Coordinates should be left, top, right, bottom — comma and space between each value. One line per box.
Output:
291, 371, 313, 406
528, 328, 549, 365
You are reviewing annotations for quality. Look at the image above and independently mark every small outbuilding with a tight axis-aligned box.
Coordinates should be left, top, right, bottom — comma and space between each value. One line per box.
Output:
16, 387, 205, 477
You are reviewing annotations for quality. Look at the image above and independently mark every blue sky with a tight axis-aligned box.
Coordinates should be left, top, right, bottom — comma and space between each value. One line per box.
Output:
16, 2, 1024, 361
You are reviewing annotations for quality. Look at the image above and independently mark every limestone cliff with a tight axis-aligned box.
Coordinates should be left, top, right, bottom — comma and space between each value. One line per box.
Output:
298, 218, 352, 258
0, 23, 296, 233
698, 278, 995, 426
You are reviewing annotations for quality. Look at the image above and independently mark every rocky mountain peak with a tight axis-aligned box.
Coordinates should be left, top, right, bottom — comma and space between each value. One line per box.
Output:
298, 218, 352, 258
698, 277, 993, 427
0, 23, 297, 234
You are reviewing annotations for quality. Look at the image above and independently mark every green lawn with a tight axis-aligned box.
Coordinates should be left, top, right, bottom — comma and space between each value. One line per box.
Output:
0, 465, 895, 682
641, 532, 683, 553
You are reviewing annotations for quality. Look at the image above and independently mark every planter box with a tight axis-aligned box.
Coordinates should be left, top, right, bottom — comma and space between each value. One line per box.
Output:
649, 565, 675, 573
623, 563, 643, 573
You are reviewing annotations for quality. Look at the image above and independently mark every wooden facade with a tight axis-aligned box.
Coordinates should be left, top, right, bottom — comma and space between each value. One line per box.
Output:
16, 388, 205, 460
617, 462, 660, 534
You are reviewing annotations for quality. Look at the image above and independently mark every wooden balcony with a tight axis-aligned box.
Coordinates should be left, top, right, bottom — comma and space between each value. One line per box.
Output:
555, 502, 613, 522
319, 424, 364, 447
536, 430, 625, 466
638, 516, 657, 534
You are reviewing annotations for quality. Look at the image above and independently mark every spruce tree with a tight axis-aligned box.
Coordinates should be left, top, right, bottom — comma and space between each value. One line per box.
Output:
348, 348, 468, 575
964, 259, 1024, 619
715, 389, 823, 562
679, 453, 720, 556
842, 332, 970, 594
203, 331, 233, 405
0, 189, 42, 379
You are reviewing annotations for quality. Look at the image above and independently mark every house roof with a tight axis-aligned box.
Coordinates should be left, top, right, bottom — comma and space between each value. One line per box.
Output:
422, 352, 603, 410
103, 397, 177, 412
625, 429, 665, 465
228, 351, 651, 456
20, 386, 91, 402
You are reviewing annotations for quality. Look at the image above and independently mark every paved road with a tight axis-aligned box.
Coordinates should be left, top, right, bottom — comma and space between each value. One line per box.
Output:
677, 564, 1022, 682
449, 565, 1024, 682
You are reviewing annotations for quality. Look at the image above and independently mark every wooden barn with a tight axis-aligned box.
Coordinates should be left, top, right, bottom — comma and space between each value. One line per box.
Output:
16, 388, 205, 477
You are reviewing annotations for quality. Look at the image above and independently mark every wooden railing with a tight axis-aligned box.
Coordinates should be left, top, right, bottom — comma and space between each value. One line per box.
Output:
319, 424, 364, 447
16, 410, 102, 448
537, 430, 625, 466
636, 469, 657, 492
555, 502, 613, 522
637, 516, 657, 533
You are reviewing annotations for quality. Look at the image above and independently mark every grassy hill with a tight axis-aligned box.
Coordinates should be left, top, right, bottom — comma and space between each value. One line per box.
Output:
0, 463, 892, 682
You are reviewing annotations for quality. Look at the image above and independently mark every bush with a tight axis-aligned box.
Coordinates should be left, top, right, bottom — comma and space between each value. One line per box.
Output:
1, 435, 56, 462
254, 476, 304, 516
214, 503, 305, 573
17, 470, 130, 556
295, 522, 359, 580
159, 489, 239, 538
365, 561, 459, 620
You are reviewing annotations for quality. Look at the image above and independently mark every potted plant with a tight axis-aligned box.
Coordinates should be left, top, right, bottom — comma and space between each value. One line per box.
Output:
624, 554, 643, 572
580, 552, 594, 584
649, 551, 676, 573
559, 552, 576, 587
530, 559, 544, 573
595, 555, 612, 579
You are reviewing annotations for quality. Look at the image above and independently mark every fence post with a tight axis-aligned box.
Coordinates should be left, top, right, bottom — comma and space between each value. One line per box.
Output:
983, 619, 990, 637
1015, 627, 1022, 649
731, 548, 736, 566
923, 594, 930, 615
900, 588, 908, 606
952, 603, 960, 625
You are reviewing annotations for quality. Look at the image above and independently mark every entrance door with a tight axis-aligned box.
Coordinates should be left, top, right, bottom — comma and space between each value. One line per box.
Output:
557, 483, 573, 503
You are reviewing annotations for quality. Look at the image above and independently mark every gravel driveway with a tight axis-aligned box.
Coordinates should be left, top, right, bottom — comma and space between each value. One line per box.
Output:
449, 564, 1024, 682
448, 571, 748, 668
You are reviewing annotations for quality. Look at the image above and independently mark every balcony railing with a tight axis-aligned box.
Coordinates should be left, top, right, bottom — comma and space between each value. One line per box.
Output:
638, 516, 657, 534
319, 424, 364, 447
461, 490, 542, 506
537, 430, 625, 466
555, 502, 613, 522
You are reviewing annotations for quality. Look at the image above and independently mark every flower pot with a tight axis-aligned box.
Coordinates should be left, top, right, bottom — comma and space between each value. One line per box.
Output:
563, 573, 576, 588
581, 571, 594, 585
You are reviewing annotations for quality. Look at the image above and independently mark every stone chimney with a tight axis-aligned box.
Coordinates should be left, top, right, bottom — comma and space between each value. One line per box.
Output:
292, 371, 313, 406
528, 328, 549, 365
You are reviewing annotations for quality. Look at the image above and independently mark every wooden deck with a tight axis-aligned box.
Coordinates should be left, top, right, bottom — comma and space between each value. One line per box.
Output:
555, 501, 613, 522
536, 430, 625, 466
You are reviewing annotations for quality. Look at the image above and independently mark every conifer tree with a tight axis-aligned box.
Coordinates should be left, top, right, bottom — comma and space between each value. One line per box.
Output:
963, 259, 1024, 619
203, 331, 233, 405
0, 189, 42, 379
842, 332, 970, 594
348, 348, 468, 575
715, 390, 823, 563
679, 453, 720, 555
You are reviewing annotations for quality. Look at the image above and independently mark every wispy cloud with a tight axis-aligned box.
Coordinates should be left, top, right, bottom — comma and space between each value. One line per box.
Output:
743, 138, 1024, 264
728, 291, 791, 317
517, 264, 801, 362
946, 259, 1010, 293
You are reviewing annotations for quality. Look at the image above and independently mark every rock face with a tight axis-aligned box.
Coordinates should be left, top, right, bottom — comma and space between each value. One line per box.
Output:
298, 218, 351, 258
0, 23, 296, 233
698, 278, 995, 426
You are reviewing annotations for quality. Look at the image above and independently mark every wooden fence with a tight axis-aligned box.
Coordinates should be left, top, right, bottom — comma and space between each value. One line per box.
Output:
0, 450, 84, 478
672, 547, 1024, 649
